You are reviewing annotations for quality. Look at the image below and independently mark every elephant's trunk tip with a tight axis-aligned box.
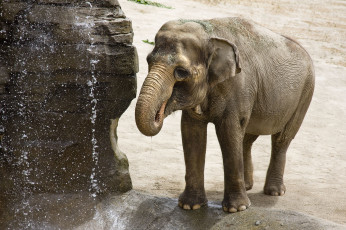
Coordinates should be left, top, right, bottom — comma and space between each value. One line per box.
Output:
135, 99, 168, 137
155, 100, 168, 125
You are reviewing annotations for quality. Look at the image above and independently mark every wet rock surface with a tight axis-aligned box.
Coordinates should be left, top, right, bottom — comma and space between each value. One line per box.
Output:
0, 0, 137, 221
3, 190, 344, 229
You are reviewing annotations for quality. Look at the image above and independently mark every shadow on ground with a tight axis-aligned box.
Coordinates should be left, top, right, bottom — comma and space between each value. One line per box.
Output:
206, 190, 281, 209
2, 190, 345, 229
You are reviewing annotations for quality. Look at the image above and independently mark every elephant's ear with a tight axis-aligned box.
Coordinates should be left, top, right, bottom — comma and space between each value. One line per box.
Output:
207, 37, 241, 88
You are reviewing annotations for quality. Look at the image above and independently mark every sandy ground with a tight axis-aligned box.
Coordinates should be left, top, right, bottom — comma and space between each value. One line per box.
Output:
117, 0, 346, 225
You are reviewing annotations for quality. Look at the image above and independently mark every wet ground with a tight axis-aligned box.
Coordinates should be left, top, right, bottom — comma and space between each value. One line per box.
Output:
3, 191, 345, 229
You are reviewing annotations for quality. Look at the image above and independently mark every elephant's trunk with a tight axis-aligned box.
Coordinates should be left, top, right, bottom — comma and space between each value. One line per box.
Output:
135, 64, 175, 136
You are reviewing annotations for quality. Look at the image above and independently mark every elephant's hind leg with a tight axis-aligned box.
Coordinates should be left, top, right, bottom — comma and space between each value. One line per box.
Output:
264, 133, 291, 196
243, 133, 259, 190
264, 81, 314, 196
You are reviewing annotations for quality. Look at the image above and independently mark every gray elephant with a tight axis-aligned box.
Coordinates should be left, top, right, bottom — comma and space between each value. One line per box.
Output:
135, 17, 314, 213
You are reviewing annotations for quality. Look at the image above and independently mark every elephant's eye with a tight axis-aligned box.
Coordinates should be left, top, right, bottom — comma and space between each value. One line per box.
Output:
174, 67, 190, 81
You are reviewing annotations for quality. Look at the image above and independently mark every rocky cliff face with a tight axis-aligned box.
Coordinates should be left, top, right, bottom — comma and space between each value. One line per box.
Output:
0, 0, 137, 220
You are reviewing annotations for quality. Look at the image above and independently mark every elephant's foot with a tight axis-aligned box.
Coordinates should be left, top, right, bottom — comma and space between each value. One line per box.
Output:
245, 182, 253, 191
222, 192, 251, 213
244, 165, 254, 191
178, 189, 207, 210
264, 180, 286, 196
244, 175, 253, 191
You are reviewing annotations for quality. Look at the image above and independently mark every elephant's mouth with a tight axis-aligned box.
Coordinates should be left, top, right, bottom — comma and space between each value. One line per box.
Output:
154, 100, 168, 126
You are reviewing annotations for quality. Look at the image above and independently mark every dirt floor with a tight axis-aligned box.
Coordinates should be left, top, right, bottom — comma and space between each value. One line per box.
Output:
117, 0, 346, 225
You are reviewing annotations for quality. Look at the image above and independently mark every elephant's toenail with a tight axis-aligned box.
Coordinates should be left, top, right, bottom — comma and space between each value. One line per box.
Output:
238, 205, 246, 211
192, 204, 201, 210
183, 204, 191, 210
229, 207, 237, 213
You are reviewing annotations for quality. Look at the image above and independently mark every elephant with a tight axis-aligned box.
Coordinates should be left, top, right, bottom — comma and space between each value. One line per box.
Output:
135, 17, 315, 213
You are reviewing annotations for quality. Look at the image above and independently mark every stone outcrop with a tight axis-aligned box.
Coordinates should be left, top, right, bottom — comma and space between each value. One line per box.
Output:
0, 0, 137, 221
3, 191, 346, 229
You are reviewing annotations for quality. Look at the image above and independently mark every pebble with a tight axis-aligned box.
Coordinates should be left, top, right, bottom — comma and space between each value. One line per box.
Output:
255, 220, 261, 226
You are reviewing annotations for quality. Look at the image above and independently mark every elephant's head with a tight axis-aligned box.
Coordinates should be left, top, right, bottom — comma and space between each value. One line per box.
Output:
135, 20, 241, 136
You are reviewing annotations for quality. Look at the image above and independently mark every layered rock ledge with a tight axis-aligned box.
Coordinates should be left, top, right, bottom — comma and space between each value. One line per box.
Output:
0, 0, 137, 222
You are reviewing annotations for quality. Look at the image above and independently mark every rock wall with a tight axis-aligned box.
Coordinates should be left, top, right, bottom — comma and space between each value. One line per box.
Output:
0, 0, 137, 211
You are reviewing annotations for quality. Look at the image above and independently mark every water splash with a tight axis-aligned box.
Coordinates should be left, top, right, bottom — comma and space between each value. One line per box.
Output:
14, 48, 35, 227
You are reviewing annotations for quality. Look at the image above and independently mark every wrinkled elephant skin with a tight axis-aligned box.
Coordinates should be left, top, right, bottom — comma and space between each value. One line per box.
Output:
135, 17, 315, 213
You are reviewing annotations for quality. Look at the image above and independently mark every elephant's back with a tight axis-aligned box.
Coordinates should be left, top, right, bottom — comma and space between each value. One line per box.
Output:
208, 17, 312, 62
208, 17, 285, 49
208, 17, 314, 87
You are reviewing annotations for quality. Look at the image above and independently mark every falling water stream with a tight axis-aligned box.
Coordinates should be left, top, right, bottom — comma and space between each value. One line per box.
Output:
88, 57, 100, 197
89, 3, 100, 199
83, 2, 100, 198
69, 1, 100, 198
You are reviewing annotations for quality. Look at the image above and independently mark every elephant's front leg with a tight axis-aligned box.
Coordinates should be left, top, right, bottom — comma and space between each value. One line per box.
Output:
215, 117, 251, 213
178, 110, 208, 210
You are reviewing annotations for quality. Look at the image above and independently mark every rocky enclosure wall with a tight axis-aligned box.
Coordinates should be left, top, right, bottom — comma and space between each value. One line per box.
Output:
0, 0, 137, 208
